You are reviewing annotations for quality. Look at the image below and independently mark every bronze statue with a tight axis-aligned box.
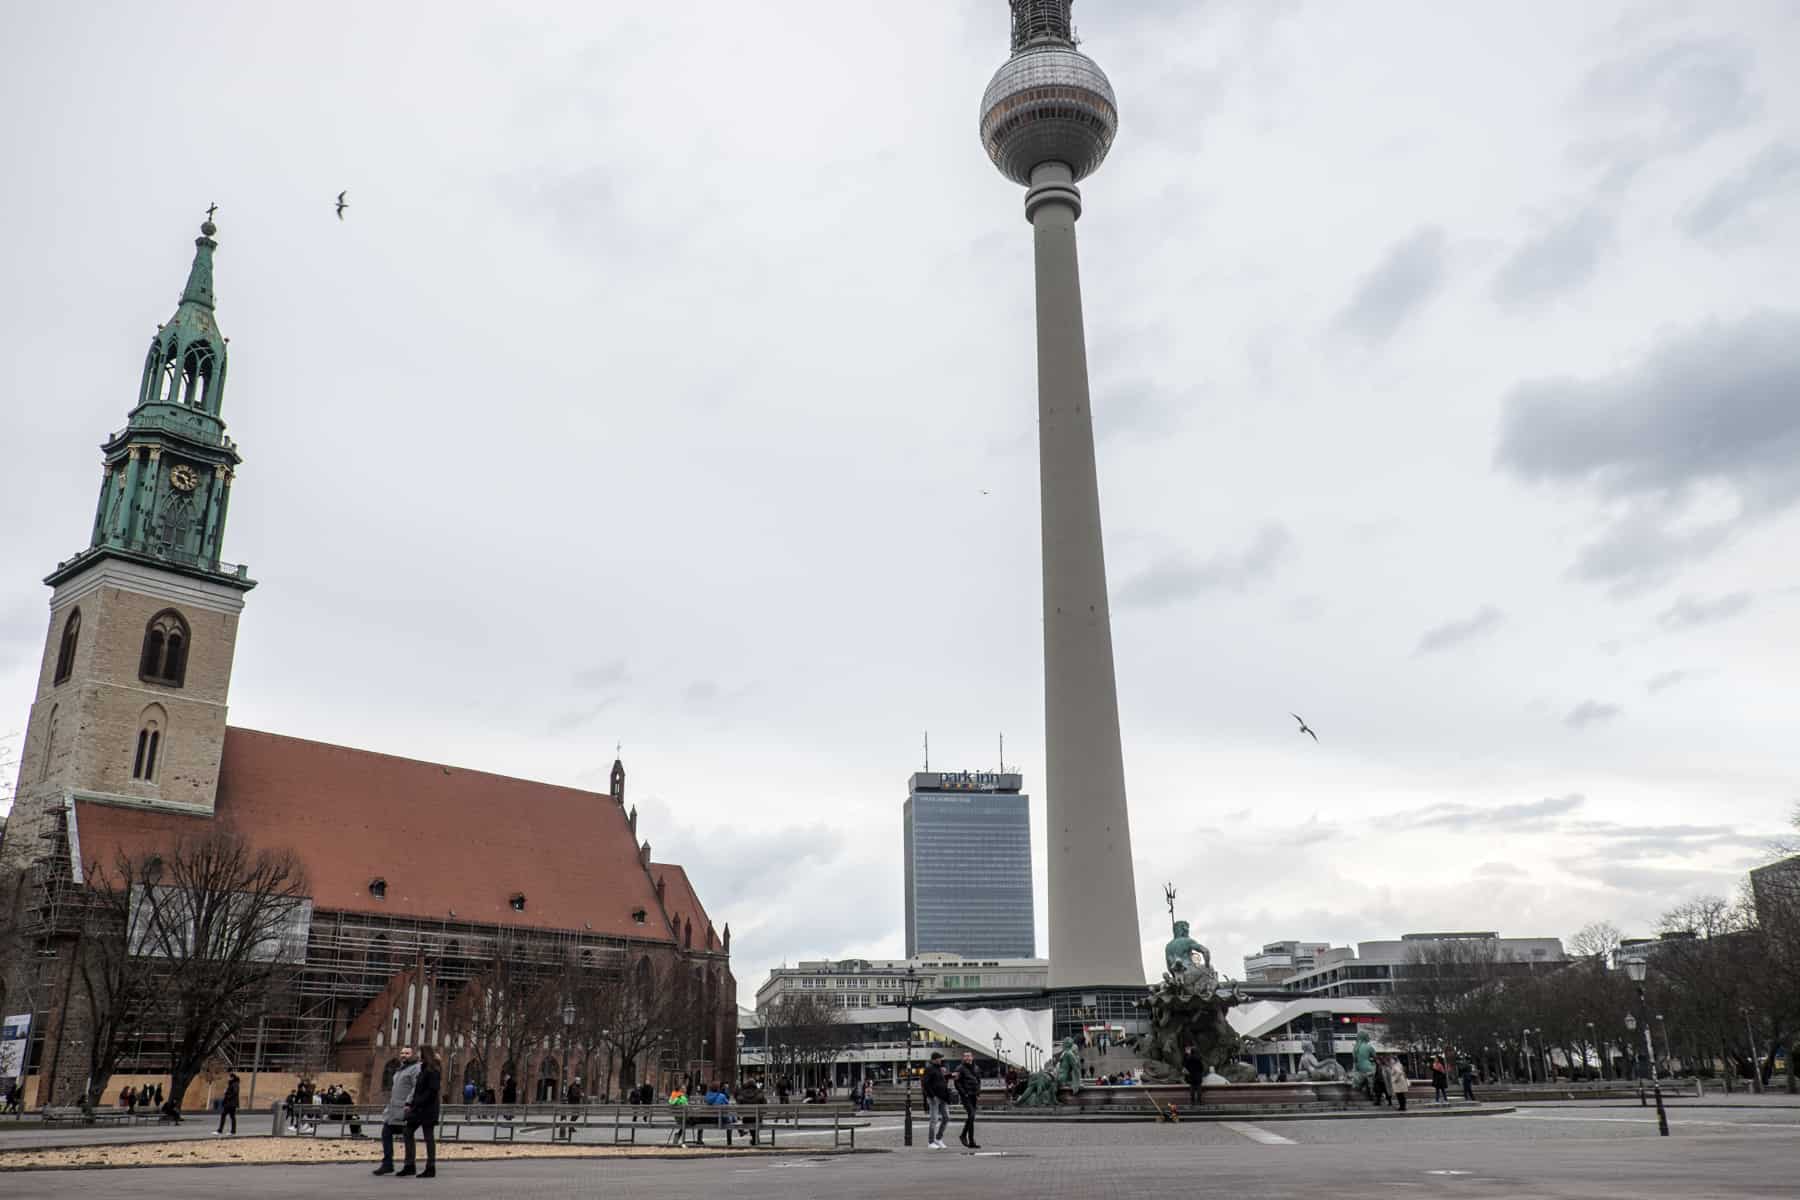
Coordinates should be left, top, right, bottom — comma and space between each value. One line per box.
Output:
1299, 1039, 1346, 1082
1138, 889, 1244, 1085
1163, 919, 1214, 979
1053, 1036, 1083, 1093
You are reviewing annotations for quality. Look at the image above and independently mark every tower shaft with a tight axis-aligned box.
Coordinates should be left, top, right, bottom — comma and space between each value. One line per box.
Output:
1029, 162, 1142, 989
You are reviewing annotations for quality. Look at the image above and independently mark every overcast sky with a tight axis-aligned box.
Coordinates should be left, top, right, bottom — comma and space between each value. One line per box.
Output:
4, 2, 1797, 1007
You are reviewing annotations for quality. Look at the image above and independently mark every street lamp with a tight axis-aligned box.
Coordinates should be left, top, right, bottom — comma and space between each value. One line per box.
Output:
1655, 1013, 1672, 1073
560, 1003, 575, 1106
1521, 1029, 1536, 1084
1741, 1007, 1762, 1095
1621, 959, 1669, 1136
1585, 1021, 1602, 1080
993, 1033, 1004, 1080
736, 1031, 746, 1086
900, 965, 923, 1148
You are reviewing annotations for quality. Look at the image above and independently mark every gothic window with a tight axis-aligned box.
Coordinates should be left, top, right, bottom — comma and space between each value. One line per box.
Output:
139, 610, 190, 687
181, 348, 214, 410
53, 608, 80, 685
131, 707, 165, 782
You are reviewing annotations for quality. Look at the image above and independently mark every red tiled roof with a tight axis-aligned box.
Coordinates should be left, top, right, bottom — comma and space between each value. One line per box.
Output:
650, 862, 718, 952
71, 727, 708, 941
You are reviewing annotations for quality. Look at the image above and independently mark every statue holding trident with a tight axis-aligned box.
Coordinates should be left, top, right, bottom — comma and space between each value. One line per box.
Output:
1162, 883, 1214, 982
1139, 885, 1246, 1084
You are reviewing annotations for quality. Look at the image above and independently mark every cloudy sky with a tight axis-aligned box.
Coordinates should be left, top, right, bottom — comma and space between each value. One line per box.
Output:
4, 2, 1797, 1006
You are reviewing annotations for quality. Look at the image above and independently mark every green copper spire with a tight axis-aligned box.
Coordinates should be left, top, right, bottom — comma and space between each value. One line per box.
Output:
180, 208, 219, 310
47, 211, 252, 592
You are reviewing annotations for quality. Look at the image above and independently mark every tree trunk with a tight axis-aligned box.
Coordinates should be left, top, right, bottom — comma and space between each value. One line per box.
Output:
166, 1067, 200, 1119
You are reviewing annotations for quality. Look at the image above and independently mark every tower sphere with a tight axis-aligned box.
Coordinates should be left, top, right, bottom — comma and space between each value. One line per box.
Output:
979, 46, 1118, 187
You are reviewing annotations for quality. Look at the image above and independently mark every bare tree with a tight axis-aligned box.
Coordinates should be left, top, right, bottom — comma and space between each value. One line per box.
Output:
1570, 921, 1623, 963
596, 954, 682, 1094
84, 830, 310, 1117
757, 992, 851, 1090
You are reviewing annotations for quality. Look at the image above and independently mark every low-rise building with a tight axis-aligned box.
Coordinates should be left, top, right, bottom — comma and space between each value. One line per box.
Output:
1272, 932, 1567, 998
1243, 940, 1332, 985
753, 952, 1048, 1010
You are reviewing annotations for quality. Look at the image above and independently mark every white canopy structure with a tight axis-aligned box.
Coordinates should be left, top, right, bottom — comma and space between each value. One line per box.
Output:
912, 1005, 1055, 1071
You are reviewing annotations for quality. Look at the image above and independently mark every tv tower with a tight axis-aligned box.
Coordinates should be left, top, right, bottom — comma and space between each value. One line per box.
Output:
980, 1, 1142, 990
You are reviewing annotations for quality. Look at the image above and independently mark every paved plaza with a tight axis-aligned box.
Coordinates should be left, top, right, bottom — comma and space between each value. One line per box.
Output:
1, 1100, 1795, 1198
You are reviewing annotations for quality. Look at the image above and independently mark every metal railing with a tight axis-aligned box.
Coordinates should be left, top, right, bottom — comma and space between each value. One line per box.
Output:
278, 1102, 858, 1150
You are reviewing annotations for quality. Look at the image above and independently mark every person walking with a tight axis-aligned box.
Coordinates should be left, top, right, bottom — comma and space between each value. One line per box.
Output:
1386, 1057, 1410, 1112
373, 1045, 419, 1176
1458, 1058, 1476, 1101
1181, 1043, 1206, 1107
403, 1049, 441, 1179
1430, 1057, 1449, 1104
216, 1073, 241, 1135
953, 1049, 982, 1150
922, 1051, 952, 1149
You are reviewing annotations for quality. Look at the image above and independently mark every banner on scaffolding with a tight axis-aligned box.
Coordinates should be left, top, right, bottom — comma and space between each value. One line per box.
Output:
0, 1013, 30, 1080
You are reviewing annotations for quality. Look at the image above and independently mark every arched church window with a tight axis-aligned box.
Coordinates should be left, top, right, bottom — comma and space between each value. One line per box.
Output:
182, 347, 214, 409
139, 610, 190, 687
132, 707, 165, 782
53, 608, 80, 685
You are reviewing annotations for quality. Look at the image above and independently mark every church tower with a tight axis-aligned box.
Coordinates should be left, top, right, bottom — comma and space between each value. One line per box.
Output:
2, 214, 254, 876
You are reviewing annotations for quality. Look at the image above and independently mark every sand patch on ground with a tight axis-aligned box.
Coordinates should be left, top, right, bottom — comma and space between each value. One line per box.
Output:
0, 1136, 829, 1171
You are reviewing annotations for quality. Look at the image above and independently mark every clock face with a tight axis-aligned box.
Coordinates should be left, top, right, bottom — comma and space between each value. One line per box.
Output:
169, 464, 200, 493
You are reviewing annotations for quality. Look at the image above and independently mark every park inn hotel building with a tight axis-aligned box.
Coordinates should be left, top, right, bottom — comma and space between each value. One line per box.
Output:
0, 219, 736, 1109
903, 771, 1034, 959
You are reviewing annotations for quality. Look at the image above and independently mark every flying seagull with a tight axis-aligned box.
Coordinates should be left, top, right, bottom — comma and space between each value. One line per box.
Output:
1290, 712, 1318, 742
335, 191, 349, 220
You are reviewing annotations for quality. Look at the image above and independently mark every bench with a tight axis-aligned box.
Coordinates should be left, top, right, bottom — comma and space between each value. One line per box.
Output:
41, 1105, 135, 1126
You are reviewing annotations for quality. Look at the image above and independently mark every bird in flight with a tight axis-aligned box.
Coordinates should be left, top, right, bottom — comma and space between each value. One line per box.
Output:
1290, 713, 1318, 742
335, 191, 349, 220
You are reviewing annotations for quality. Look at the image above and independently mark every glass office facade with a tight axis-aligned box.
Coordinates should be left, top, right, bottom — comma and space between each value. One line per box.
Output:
904, 774, 1035, 958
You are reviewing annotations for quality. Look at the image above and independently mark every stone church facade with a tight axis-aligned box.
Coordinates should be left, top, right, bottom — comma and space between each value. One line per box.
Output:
0, 218, 734, 1108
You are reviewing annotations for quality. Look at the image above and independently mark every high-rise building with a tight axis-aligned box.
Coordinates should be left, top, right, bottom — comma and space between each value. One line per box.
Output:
903, 771, 1035, 958
978, 1, 1141, 989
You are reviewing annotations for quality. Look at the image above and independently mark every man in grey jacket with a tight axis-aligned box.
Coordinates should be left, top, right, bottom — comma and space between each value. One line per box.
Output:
373, 1046, 419, 1176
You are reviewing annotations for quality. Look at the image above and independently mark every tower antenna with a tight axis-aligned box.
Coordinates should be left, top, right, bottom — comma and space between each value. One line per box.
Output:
999, 732, 1005, 773
923, 731, 929, 771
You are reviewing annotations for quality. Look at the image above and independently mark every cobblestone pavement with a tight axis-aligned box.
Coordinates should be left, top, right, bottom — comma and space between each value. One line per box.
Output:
2, 1103, 1794, 1199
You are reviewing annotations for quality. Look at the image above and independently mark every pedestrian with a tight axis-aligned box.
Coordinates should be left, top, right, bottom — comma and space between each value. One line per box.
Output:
1458, 1059, 1476, 1101
462, 1078, 476, 1106
404, 1048, 441, 1179
373, 1045, 420, 1176
1431, 1057, 1448, 1104
1386, 1056, 1410, 1112
1181, 1043, 1206, 1107
1371, 1055, 1390, 1107
153, 1083, 164, 1106
121, 1084, 136, 1112
922, 1051, 952, 1149
216, 1072, 240, 1135
953, 1049, 982, 1150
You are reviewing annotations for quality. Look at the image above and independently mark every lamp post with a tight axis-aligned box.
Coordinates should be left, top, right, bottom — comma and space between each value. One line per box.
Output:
1741, 1007, 1762, 1095
560, 1003, 575, 1106
1621, 959, 1669, 1136
736, 1031, 746, 1086
1521, 1029, 1536, 1084
993, 1033, 1004, 1083
1585, 1021, 1601, 1080
1655, 1013, 1672, 1073
901, 965, 922, 1147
